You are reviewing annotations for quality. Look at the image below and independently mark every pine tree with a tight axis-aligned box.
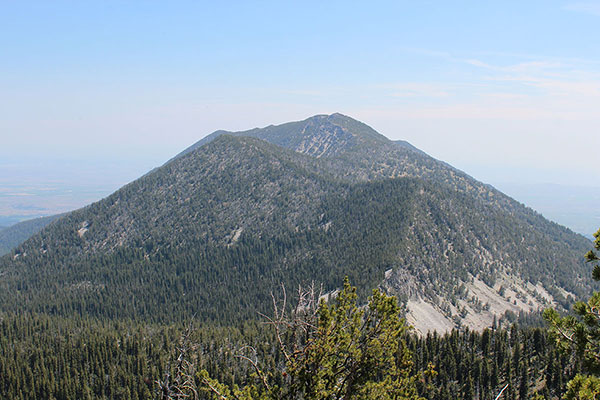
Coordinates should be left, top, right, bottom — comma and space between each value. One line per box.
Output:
544, 227, 600, 399
519, 363, 528, 399
198, 279, 426, 400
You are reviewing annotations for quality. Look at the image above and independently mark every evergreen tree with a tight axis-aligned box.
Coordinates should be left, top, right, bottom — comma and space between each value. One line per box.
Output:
519, 363, 528, 399
198, 279, 426, 400
544, 227, 600, 399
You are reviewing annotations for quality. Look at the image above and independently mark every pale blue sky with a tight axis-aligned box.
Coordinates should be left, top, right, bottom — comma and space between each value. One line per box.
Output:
1, 0, 600, 200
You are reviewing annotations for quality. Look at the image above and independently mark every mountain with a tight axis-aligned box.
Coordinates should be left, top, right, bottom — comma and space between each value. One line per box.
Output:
0, 114, 593, 332
0, 214, 62, 256
174, 113, 388, 159
494, 182, 600, 240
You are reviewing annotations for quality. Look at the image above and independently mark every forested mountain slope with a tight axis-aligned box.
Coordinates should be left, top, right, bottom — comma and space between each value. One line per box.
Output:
0, 214, 62, 256
0, 114, 592, 331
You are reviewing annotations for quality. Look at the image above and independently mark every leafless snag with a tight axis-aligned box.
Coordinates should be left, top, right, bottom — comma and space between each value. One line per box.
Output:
156, 321, 199, 400
258, 281, 323, 365
234, 345, 271, 391
161, 283, 326, 399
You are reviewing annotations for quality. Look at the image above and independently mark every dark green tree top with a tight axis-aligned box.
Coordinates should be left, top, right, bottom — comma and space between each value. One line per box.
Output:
198, 279, 427, 400
544, 227, 600, 399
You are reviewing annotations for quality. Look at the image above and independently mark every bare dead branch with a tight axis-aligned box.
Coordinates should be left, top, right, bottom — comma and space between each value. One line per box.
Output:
494, 383, 509, 400
199, 376, 234, 400
234, 345, 271, 391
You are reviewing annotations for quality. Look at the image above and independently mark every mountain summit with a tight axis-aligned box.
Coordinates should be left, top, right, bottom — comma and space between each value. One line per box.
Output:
0, 114, 592, 332
176, 113, 389, 160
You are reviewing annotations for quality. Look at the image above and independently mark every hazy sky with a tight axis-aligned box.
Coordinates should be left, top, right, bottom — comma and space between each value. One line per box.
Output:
2, 1, 600, 193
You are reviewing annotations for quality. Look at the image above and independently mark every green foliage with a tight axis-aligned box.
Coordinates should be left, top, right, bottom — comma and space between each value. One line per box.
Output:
544, 227, 600, 399
407, 325, 574, 399
0, 214, 61, 256
199, 280, 425, 400
563, 374, 600, 399
0, 312, 164, 399
0, 311, 581, 399
0, 312, 279, 399
587, 229, 600, 280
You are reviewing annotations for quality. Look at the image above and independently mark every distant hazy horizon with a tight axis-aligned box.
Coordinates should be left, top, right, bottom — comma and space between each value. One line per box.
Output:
1, 1, 599, 233
1, 119, 598, 239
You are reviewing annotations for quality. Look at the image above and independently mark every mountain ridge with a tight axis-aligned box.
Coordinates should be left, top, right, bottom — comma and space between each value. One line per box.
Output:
0, 214, 62, 256
172, 113, 391, 161
0, 114, 593, 332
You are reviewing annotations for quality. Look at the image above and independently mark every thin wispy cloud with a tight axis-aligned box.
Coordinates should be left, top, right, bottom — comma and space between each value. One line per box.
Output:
464, 58, 566, 75
462, 55, 600, 103
465, 59, 492, 69
346, 47, 600, 182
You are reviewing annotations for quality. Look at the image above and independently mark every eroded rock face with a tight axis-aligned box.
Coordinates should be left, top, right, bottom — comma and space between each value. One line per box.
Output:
295, 118, 355, 158
381, 267, 566, 334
